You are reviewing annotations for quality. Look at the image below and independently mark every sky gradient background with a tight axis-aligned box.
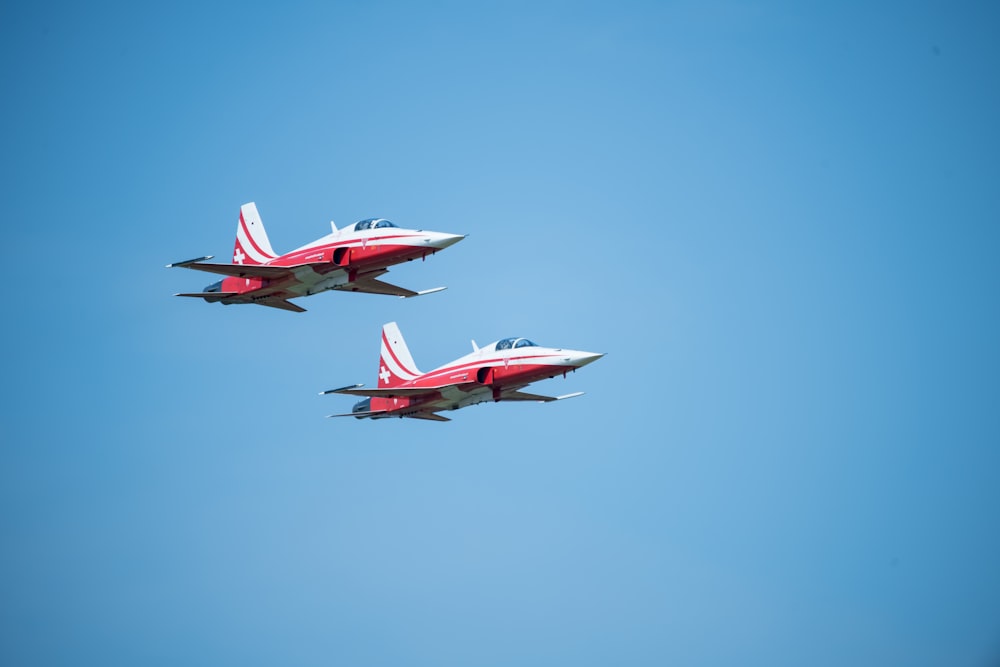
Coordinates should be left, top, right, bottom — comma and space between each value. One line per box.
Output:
2, 2, 999, 665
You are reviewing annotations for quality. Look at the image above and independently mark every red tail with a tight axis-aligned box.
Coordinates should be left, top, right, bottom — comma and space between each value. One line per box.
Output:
377, 322, 422, 387
233, 202, 278, 265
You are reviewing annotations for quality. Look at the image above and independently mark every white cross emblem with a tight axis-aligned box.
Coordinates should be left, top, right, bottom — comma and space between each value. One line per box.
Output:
379, 365, 391, 384
234, 248, 246, 264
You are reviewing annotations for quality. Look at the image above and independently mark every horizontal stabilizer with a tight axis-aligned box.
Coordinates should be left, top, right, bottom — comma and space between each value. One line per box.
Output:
327, 409, 387, 419
174, 291, 238, 299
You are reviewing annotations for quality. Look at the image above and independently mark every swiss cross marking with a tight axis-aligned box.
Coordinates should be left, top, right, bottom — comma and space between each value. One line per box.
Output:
379, 365, 391, 384
234, 248, 246, 264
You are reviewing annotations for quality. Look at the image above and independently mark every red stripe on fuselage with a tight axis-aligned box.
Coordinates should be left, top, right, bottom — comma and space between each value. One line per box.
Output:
409, 353, 563, 387
266, 234, 426, 267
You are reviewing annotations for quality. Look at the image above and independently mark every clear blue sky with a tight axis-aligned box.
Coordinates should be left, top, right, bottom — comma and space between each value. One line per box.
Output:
3, 2, 999, 665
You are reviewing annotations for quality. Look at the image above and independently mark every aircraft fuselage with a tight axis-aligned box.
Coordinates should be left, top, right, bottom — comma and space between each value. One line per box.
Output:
359, 346, 603, 419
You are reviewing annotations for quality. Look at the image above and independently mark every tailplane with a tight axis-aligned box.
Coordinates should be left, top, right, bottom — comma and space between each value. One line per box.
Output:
378, 322, 422, 387
233, 202, 278, 265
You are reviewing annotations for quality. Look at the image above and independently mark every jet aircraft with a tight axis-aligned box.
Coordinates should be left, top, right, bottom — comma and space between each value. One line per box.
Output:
322, 322, 604, 422
168, 202, 465, 312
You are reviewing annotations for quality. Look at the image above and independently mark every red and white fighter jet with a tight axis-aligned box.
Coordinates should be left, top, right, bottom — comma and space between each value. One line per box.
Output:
168, 202, 465, 312
322, 322, 604, 422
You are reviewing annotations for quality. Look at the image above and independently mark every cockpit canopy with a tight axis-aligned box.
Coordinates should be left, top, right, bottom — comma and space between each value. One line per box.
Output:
352, 218, 398, 231
495, 337, 537, 350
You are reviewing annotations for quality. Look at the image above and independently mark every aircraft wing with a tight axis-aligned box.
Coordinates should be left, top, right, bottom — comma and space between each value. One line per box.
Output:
348, 276, 417, 297
408, 412, 451, 422
258, 298, 306, 313
167, 262, 293, 279
502, 390, 585, 402
169, 259, 445, 298
172, 291, 306, 312
320, 384, 445, 398
323, 385, 583, 402
325, 408, 450, 421
346, 275, 446, 299
166, 256, 306, 280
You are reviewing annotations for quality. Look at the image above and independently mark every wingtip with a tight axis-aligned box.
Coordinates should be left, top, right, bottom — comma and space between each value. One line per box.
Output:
320, 383, 364, 395
166, 254, 214, 268
405, 286, 447, 299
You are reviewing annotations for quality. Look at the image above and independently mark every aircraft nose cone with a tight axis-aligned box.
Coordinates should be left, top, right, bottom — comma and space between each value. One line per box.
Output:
575, 352, 605, 368
561, 350, 604, 368
426, 232, 466, 249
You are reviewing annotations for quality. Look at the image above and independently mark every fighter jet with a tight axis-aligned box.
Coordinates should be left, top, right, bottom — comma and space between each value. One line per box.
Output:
322, 322, 604, 422
168, 202, 465, 312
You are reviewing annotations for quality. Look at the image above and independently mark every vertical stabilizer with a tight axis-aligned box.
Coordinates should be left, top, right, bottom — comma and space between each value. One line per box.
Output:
378, 322, 422, 387
233, 202, 278, 265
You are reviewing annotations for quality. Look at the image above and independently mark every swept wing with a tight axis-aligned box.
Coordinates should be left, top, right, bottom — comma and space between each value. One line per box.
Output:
320, 384, 459, 398
501, 390, 585, 402
169, 258, 443, 299
166, 256, 299, 279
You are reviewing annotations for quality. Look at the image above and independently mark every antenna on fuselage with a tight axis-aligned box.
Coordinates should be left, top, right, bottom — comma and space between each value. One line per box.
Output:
471, 339, 479, 352
330, 220, 338, 233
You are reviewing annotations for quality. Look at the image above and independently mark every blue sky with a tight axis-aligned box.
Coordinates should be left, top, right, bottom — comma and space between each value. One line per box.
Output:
2, 2, 999, 665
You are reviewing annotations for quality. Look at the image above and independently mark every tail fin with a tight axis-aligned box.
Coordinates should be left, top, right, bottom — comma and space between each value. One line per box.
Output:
233, 202, 278, 265
378, 322, 422, 387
